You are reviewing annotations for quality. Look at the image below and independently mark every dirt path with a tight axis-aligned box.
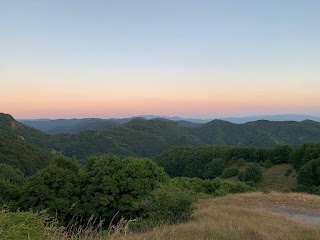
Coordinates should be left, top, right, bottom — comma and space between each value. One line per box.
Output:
268, 206, 320, 225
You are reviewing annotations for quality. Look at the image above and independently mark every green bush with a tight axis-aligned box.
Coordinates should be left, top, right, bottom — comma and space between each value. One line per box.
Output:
297, 158, 320, 187
262, 160, 273, 168
202, 158, 226, 179
221, 168, 239, 178
136, 184, 195, 224
170, 176, 253, 198
81, 155, 170, 223
242, 164, 262, 183
0, 210, 61, 240
212, 178, 254, 196
237, 158, 246, 166
170, 177, 217, 195
0, 179, 20, 208
20, 157, 82, 224
0, 164, 25, 185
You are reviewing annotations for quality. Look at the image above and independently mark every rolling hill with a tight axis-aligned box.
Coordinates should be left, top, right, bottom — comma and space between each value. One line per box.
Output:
4, 113, 320, 161
0, 131, 52, 175
0, 113, 54, 174
0, 113, 50, 149
50, 118, 202, 159
20, 118, 129, 135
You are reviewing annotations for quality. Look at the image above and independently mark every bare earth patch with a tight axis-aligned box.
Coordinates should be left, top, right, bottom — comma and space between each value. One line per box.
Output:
268, 206, 320, 225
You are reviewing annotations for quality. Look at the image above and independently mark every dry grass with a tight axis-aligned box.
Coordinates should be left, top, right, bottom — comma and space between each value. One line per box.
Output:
119, 192, 320, 240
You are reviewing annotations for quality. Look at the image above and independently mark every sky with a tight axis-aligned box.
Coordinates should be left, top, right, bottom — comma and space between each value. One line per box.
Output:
1, 0, 320, 119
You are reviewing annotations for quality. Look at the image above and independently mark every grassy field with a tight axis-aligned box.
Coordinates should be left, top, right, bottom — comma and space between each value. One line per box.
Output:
117, 192, 320, 240
227, 163, 297, 191
259, 164, 297, 191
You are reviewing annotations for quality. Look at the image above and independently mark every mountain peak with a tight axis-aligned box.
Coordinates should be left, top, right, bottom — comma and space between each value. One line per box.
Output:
0, 113, 15, 123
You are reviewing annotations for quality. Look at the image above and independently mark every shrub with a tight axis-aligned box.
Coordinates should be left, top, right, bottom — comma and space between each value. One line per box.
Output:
221, 168, 239, 178
81, 155, 169, 223
262, 160, 273, 168
0, 164, 25, 185
0, 179, 20, 209
20, 157, 82, 224
212, 178, 254, 196
237, 158, 246, 166
0, 210, 61, 240
242, 164, 262, 183
170, 177, 217, 195
202, 158, 226, 179
297, 158, 320, 187
136, 184, 195, 225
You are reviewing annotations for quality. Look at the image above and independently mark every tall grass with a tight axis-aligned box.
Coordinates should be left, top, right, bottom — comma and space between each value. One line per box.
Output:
2, 192, 320, 239
122, 192, 320, 240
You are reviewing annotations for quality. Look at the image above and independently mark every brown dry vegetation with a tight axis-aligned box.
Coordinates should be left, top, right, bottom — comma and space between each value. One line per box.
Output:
44, 192, 320, 240
114, 192, 320, 240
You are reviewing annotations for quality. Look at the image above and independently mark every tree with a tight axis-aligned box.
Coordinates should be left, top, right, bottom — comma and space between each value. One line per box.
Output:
20, 157, 81, 224
201, 158, 226, 179
81, 155, 169, 222
0, 164, 25, 185
242, 164, 262, 183
298, 158, 320, 187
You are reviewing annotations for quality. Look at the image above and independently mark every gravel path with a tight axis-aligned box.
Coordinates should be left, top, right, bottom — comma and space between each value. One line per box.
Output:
268, 206, 320, 225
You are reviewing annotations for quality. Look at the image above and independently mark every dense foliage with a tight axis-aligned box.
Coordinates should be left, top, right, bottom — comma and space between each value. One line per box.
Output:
170, 177, 254, 196
297, 158, 320, 195
20, 157, 82, 224
49, 119, 320, 161
0, 154, 255, 232
290, 143, 320, 170
0, 210, 59, 240
155, 145, 292, 179
0, 131, 52, 175
3, 113, 320, 163
81, 155, 169, 222
0, 113, 50, 149
238, 164, 262, 183
50, 119, 201, 159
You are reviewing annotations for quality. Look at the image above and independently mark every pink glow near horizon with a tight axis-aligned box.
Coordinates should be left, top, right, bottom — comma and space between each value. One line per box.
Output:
4, 93, 320, 119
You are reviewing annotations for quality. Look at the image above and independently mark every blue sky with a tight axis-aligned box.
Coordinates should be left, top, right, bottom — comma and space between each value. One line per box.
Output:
1, 0, 320, 118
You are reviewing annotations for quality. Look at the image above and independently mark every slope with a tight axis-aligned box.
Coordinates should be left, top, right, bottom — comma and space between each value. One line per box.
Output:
0, 130, 52, 175
0, 113, 50, 149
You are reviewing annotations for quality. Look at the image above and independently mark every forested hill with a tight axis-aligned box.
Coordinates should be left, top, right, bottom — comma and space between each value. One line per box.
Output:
191, 119, 320, 146
0, 113, 53, 174
20, 118, 129, 135
50, 118, 202, 159
3, 113, 320, 160
0, 131, 52, 175
0, 113, 50, 149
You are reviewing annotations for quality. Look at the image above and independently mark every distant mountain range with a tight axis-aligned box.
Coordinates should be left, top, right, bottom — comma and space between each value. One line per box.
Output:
220, 114, 320, 124
0, 112, 313, 161
19, 114, 320, 135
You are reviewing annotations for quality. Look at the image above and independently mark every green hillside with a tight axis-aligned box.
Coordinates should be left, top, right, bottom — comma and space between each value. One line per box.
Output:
0, 131, 52, 175
0, 113, 50, 149
20, 118, 130, 134
4, 113, 320, 162
190, 119, 320, 146
50, 118, 202, 159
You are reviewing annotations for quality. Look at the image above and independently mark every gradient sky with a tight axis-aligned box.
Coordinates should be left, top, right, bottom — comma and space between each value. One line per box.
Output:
1, 0, 320, 119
